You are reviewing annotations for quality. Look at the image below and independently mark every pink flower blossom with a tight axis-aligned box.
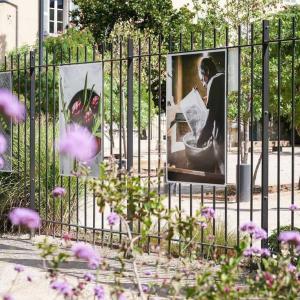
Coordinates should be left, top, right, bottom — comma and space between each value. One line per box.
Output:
71, 242, 100, 269
107, 212, 119, 226
201, 207, 215, 219
50, 280, 73, 297
52, 187, 66, 198
0, 134, 7, 154
9, 208, 41, 229
0, 156, 4, 169
142, 284, 149, 293
94, 285, 105, 300
289, 204, 298, 211
58, 124, 98, 162
62, 232, 73, 242
118, 293, 127, 300
0, 89, 25, 123
278, 231, 300, 246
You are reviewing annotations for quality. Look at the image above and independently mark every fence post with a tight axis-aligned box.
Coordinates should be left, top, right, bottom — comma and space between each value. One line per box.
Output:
261, 20, 269, 247
29, 51, 36, 210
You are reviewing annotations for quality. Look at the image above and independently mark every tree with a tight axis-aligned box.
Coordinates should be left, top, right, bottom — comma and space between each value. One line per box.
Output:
71, 0, 196, 42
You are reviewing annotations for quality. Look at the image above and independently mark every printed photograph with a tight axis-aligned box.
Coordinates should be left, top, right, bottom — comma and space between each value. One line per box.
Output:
59, 63, 103, 177
166, 50, 226, 185
0, 72, 12, 172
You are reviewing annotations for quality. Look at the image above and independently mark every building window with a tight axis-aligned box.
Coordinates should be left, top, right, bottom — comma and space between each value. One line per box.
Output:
49, 0, 64, 34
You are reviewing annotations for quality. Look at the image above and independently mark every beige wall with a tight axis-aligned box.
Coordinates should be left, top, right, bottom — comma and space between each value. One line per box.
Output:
0, 0, 39, 61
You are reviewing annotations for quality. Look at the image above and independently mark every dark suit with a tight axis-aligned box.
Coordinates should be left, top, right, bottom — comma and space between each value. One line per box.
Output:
197, 73, 225, 172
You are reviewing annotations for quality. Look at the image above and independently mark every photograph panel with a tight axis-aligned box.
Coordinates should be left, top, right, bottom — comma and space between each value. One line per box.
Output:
166, 50, 227, 185
59, 63, 103, 177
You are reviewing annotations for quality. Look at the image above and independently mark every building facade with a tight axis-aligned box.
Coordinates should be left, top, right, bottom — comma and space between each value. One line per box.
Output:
0, 0, 74, 61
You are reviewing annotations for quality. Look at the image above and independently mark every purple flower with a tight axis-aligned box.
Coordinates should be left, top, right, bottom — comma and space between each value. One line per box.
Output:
0, 134, 7, 154
3, 294, 14, 300
0, 89, 25, 123
118, 293, 127, 300
243, 246, 270, 257
144, 270, 152, 276
83, 272, 95, 282
243, 246, 261, 257
260, 248, 271, 257
71, 242, 101, 269
107, 212, 119, 226
142, 284, 149, 293
8, 208, 41, 229
14, 264, 25, 272
240, 222, 267, 240
199, 221, 208, 229
94, 285, 105, 300
240, 221, 257, 234
58, 124, 98, 162
201, 207, 215, 219
52, 187, 66, 198
50, 280, 73, 297
278, 231, 300, 246
288, 264, 297, 273
0, 156, 4, 169
289, 204, 298, 211
253, 227, 267, 240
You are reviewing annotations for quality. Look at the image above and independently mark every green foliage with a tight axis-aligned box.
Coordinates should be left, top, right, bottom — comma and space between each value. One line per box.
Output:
71, 0, 196, 42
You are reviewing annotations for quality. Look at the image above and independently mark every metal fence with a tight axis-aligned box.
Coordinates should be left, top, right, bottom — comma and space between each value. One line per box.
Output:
1, 18, 300, 254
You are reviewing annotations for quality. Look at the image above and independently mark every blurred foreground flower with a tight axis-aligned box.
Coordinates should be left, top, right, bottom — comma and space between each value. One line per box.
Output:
278, 231, 300, 246
9, 208, 41, 229
58, 124, 98, 162
94, 285, 105, 300
201, 207, 215, 219
107, 212, 119, 226
0, 156, 4, 169
243, 246, 270, 257
3, 294, 14, 300
14, 264, 25, 273
0, 134, 7, 154
50, 280, 73, 297
52, 186, 66, 198
71, 242, 100, 269
0, 89, 25, 123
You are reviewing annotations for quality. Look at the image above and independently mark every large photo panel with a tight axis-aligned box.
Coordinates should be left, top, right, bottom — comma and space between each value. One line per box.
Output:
59, 63, 103, 177
166, 50, 227, 185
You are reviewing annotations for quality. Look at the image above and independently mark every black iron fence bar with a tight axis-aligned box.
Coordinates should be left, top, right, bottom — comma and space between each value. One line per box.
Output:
250, 23, 254, 225
45, 49, 49, 226
29, 51, 36, 210
237, 25, 241, 246
291, 17, 296, 230
277, 19, 282, 241
261, 20, 270, 248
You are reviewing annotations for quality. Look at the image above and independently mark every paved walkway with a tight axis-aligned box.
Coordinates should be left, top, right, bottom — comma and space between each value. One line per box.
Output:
0, 235, 201, 300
